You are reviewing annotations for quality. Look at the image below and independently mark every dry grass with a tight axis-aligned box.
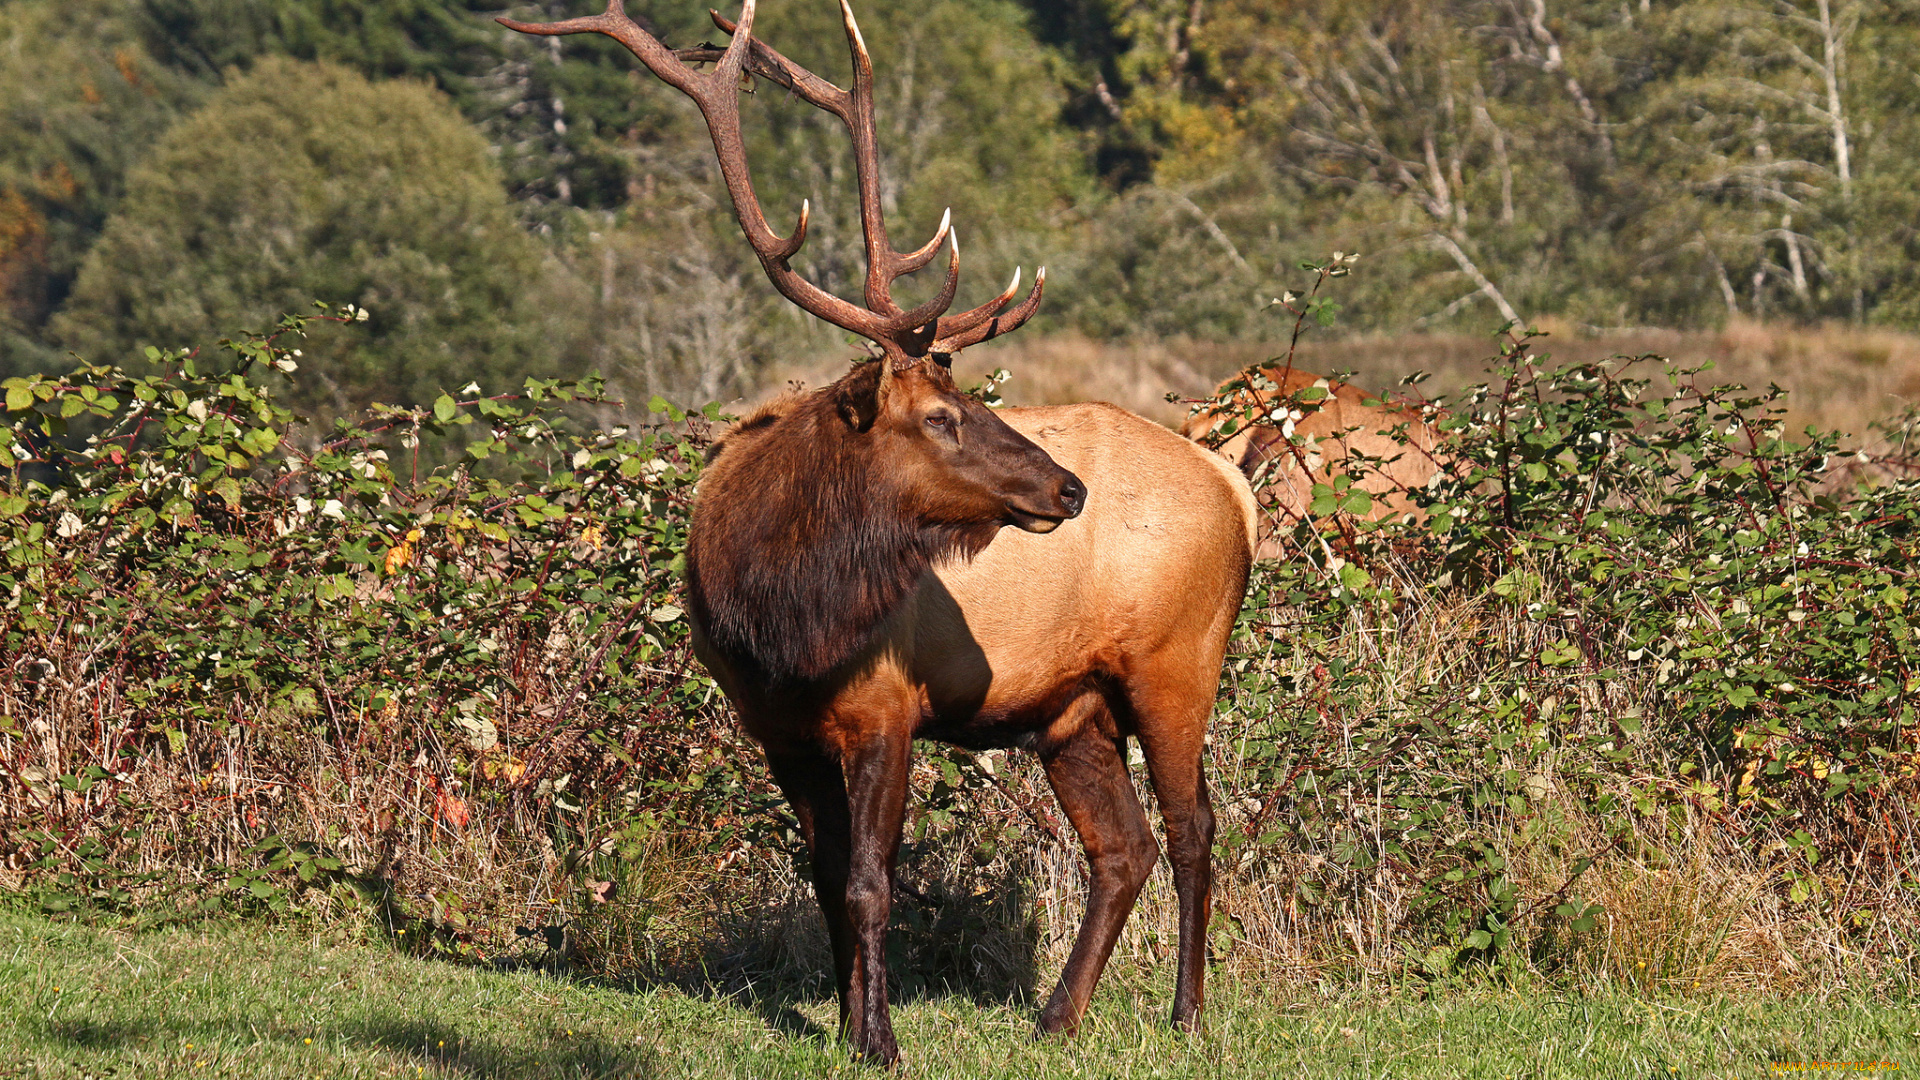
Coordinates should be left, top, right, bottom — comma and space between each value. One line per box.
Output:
934, 320, 1920, 448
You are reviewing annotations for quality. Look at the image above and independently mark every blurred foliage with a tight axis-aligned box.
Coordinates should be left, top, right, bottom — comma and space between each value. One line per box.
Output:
132, 0, 502, 87
48, 58, 555, 415
0, 0, 205, 367
6, 0, 1920, 408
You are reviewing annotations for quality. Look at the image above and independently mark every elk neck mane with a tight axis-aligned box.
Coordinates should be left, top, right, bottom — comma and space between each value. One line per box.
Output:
687, 361, 998, 686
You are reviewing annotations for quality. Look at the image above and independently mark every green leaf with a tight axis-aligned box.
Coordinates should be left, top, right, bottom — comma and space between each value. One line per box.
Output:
5, 386, 30, 412
433, 395, 457, 423
1308, 484, 1338, 517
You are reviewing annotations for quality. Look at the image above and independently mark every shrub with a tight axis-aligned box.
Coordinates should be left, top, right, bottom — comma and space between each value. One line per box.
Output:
49, 58, 553, 415
1193, 272, 1920, 974
0, 308, 763, 950
5, 299, 1918, 989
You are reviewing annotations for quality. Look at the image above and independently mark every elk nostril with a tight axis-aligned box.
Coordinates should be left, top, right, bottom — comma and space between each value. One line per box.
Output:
1059, 475, 1087, 516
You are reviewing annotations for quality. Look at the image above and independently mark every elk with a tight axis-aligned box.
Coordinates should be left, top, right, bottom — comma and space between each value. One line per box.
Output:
501, 1, 1257, 1065
1181, 363, 1444, 557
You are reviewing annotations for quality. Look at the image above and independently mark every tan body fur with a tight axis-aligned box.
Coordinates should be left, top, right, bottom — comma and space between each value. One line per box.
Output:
705, 403, 1256, 758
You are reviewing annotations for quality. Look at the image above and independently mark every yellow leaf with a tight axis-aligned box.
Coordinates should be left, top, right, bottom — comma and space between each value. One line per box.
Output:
383, 541, 414, 576
483, 755, 526, 783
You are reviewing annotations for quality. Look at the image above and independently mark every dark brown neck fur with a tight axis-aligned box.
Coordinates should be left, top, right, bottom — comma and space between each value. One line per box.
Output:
686, 362, 997, 685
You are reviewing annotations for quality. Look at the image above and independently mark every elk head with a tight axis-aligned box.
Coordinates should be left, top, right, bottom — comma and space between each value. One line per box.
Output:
827, 358, 1085, 534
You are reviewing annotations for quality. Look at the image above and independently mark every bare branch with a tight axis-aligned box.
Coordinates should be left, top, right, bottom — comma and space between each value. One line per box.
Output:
1428, 232, 1521, 326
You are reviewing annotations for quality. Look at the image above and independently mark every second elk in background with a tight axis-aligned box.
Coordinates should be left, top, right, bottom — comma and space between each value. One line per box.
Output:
1184, 363, 1446, 557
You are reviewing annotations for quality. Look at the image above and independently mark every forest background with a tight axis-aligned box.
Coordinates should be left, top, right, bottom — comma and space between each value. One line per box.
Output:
4, 0, 1919, 419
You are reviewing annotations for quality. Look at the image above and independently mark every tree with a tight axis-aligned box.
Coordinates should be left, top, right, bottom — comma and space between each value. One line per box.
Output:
0, 0, 203, 372
130, 0, 656, 222
1215, 1, 1541, 326
134, 0, 501, 89
51, 57, 553, 411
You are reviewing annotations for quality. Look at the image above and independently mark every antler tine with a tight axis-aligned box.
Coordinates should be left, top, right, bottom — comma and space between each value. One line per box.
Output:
933, 268, 1046, 354
881, 227, 960, 333
774, 199, 811, 261
897, 208, 952, 275
932, 264, 1020, 338
833, 0, 908, 319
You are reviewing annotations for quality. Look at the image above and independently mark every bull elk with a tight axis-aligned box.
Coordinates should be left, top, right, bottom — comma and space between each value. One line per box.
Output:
1182, 363, 1444, 557
500, 0, 1257, 1066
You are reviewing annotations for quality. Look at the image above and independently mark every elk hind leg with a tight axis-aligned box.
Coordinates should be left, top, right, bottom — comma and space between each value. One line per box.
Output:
1130, 672, 1218, 1032
1036, 707, 1159, 1037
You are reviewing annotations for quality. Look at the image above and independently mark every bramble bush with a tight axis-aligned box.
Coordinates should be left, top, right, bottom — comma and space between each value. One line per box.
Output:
1192, 262, 1920, 979
4, 293, 1919, 990
0, 306, 780, 954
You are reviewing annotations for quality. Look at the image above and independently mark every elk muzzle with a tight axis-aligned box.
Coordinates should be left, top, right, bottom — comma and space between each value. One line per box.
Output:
1006, 468, 1084, 533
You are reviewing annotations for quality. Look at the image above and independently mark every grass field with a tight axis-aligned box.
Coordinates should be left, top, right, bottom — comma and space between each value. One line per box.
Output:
3, 909, 1914, 1079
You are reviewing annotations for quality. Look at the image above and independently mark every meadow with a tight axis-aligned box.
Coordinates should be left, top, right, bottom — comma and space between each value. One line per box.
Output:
5, 908, 1916, 1079
8, 0, 1920, 1070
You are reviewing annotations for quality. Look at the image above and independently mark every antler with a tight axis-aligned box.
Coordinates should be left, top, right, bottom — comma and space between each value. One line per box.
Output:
500, 1, 1045, 364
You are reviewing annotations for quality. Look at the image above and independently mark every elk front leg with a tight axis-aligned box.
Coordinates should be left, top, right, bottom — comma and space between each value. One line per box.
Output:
764, 747, 856, 1031
1036, 715, 1159, 1037
838, 730, 912, 1065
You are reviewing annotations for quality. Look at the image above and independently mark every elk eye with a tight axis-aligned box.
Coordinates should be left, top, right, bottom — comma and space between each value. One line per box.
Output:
925, 413, 953, 430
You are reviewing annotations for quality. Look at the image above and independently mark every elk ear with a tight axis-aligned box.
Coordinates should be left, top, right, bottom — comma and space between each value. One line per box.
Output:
835, 362, 888, 432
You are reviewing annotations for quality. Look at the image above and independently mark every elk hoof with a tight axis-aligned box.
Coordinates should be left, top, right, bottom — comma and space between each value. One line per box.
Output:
1033, 1001, 1081, 1039
854, 1032, 900, 1068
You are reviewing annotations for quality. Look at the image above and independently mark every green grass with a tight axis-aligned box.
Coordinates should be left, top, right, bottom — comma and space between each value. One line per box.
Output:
2, 908, 1916, 1079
